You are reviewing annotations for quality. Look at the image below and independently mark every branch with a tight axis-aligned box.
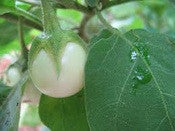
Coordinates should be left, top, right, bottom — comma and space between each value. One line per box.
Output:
95, 9, 115, 33
18, 17, 28, 60
78, 14, 93, 42
0, 13, 43, 31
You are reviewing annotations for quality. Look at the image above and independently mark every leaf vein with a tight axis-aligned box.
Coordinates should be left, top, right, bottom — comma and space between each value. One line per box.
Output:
121, 33, 175, 131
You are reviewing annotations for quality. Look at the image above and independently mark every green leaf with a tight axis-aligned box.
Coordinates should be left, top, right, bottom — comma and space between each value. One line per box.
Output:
16, 1, 31, 10
0, 20, 32, 56
29, 6, 42, 20
0, 0, 15, 7
0, 0, 15, 14
39, 91, 89, 131
85, 29, 175, 130
86, 0, 99, 7
0, 72, 28, 130
0, 2, 41, 25
89, 29, 112, 47
0, 21, 18, 46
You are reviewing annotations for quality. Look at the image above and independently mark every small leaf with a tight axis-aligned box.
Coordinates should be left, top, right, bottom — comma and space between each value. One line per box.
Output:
16, 1, 31, 10
85, 29, 175, 130
39, 91, 89, 131
0, 72, 28, 130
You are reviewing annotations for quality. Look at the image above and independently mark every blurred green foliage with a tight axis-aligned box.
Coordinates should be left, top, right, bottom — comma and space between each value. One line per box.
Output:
1, 0, 175, 56
0, 21, 18, 46
0, 0, 15, 7
19, 104, 41, 127
0, 20, 38, 56
57, 9, 83, 29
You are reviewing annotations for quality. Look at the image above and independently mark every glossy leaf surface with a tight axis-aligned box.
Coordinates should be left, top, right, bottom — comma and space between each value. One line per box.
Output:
85, 29, 175, 131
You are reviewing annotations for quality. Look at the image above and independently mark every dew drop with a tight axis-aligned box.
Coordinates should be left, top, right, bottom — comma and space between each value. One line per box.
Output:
129, 42, 152, 93
130, 51, 137, 61
136, 75, 144, 80
132, 66, 152, 93
135, 42, 151, 65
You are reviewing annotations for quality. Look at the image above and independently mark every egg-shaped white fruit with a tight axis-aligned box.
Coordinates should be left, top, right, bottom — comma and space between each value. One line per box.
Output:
6, 67, 21, 86
22, 80, 41, 105
30, 42, 86, 98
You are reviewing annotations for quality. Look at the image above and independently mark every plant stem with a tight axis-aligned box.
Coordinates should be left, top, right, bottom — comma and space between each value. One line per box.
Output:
95, 9, 115, 33
18, 17, 28, 60
96, 9, 125, 40
1, 13, 43, 30
0, 6, 41, 27
78, 14, 93, 42
40, 0, 62, 34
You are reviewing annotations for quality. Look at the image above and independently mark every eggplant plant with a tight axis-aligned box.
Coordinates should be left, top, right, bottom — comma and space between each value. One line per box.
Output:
0, 0, 175, 130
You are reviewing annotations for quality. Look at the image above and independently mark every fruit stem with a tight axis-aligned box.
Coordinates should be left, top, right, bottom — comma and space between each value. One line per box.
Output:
40, 0, 62, 34
18, 16, 28, 61
95, 9, 115, 33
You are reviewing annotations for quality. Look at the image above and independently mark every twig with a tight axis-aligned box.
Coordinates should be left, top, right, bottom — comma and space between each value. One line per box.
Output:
0, 13, 43, 31
78, 14, 93, 42
18, 17, 28, 59
0, 6, 41, 26
95, 9, 115, 33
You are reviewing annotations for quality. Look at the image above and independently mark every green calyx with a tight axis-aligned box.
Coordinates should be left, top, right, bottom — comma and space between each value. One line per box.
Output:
28, 0, 87, 76
28, 30, 87, 76
40, 0, 62, 34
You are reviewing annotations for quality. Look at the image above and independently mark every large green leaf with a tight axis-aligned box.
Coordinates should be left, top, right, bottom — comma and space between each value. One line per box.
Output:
39, 91, 89, 131
85, 29, 175, 130
89, 29, 112, 46
0, 72, 28, 130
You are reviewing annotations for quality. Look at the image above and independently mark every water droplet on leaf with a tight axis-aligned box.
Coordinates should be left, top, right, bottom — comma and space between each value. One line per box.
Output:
135, 42, 151, 65
132, 66, 152, 93
130, 42, 152, 93
130, 51, 137, 61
